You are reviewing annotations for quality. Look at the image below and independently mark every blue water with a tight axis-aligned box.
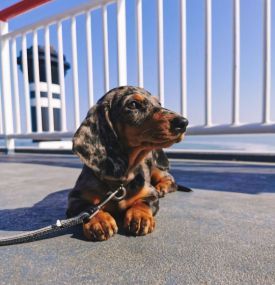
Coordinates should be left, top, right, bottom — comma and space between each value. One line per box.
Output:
172, 134, 275, 153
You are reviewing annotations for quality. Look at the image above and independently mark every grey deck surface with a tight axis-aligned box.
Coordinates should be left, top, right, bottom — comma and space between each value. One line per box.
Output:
0, 154, 274, 285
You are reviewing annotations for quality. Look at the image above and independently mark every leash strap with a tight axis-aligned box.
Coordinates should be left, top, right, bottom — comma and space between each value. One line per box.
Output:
0, 184, 127, 246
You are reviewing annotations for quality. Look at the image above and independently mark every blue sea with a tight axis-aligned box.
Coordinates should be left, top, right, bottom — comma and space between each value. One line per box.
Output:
172, 134, 275, 153
1, 134, 275, 153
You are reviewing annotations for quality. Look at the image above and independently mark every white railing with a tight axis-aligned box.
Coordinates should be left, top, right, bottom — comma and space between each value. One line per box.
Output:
0, 0, 274, 152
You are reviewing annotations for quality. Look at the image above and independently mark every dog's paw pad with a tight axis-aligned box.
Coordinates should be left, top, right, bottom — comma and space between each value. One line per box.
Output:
124, 204, 155, 236
83, 211, 118, 241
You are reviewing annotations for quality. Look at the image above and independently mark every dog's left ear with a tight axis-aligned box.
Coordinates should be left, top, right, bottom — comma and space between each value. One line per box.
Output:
152, 149, 170, 171
73, 102, 128, 180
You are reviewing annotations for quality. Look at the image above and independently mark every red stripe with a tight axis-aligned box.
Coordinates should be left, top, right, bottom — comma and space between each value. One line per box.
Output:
0, 0, 52, 21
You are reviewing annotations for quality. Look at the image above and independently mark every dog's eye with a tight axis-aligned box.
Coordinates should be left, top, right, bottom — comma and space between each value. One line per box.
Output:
127, 100, 141, 109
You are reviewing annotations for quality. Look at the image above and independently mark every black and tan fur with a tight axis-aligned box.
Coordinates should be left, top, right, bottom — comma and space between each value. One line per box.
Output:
66, 86, 189, 241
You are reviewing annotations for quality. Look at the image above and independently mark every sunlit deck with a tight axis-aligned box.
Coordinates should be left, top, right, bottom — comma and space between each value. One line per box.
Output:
0, 154, 274, 284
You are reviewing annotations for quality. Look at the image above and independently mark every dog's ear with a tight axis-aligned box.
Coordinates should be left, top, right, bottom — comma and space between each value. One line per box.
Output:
152, 149, 169, 171
73, 103, 128, 179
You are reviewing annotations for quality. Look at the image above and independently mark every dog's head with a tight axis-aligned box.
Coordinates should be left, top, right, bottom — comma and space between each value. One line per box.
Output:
73, 86, 188, 180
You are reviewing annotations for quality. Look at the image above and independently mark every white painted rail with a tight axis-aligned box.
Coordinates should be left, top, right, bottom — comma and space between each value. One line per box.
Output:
85, 11, 94, 108
232, 0, 240, 125
180, 0, 187, 118
102, 4, 110, 93
22, 33, 32, 133
136, 0, 143, 88
57, 20, 67, 131
205, 0, 212, 127
263, 0, 271, 124
45, 24, 54, 132
0, 0, 274, 152
157, 0, 164, 106
11, 37, 21, 133
32, 29, 42, 133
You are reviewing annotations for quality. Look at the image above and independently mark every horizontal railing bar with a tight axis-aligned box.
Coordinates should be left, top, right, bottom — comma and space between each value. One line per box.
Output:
0, 122, 274, 140
2, 132, 74, 140
187, 123, 275, 135
1, 0, 116, 41
0, 0, 52, 22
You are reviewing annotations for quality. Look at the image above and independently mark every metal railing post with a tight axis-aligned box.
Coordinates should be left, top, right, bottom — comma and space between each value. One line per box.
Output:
0, 21, 15, 152
232, 0, 240, 125
205, 0, 212, 127
180, 0, 187, 117
136, 0, 144, 87
263, 0, 271, 124
71, 16, 80, 129
85, 12, 94, 108
157, 0, 164, 106
117, 0, 127, 86
102, 5, 110, 93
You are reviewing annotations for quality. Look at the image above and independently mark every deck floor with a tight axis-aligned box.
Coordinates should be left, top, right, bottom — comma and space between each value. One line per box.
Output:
0, 154, 275, 285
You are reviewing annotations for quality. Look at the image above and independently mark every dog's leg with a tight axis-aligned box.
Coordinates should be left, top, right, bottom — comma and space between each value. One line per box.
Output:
151, 167, 177, 197
124, 201, 155, 236
83, 211, 118, 241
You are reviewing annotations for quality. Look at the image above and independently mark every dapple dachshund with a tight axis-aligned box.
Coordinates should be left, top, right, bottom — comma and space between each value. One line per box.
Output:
66, 86, 189, 241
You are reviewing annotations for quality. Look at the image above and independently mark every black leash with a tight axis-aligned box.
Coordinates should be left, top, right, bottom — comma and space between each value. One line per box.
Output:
0, 184, 191, 246
0, 185, 127, 246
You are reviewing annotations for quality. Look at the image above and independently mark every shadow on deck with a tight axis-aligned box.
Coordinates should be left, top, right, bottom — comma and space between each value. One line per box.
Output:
0, 154, 274, 284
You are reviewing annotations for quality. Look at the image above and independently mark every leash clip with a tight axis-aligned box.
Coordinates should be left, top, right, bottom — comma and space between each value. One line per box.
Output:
84, 184, 127, 223
112, 184, 127, 201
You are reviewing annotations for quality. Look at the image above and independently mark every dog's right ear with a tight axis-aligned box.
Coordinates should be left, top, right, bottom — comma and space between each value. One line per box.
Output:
72, 103, 128, 179
73, 105, 106, 176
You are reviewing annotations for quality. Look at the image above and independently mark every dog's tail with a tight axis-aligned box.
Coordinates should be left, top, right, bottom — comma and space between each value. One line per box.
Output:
177, 184, 193, 192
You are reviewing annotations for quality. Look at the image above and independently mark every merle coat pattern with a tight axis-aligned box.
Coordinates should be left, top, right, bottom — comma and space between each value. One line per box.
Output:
67, 86, 189, 241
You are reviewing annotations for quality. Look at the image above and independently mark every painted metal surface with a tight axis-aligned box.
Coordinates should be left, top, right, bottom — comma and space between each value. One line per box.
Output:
0, 0, 273, 152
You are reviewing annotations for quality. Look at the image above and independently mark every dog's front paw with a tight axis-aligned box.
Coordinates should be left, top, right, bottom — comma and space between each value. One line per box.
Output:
155, 180, 177, 197
124, 203, 155, 236
83, 211, 118, 241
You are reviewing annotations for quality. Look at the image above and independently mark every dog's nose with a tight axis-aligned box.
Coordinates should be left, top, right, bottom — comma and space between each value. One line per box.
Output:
171, 116, 189, 133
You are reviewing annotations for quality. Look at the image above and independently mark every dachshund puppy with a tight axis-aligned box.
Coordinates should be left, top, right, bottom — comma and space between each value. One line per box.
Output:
66, 86, 188, 241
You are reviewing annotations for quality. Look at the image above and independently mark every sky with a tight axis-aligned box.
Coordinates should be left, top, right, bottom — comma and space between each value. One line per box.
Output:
1, 0, 275, 137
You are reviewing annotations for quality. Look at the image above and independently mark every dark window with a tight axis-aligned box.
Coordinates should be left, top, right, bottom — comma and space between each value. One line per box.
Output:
30, 91, 61, 99
41, 107, 49, 131
53, 93, 60, 99
53, 108, 61, 131
31, 106, 61, 132
30, 91, 48, 98
31, 106, 37, 132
